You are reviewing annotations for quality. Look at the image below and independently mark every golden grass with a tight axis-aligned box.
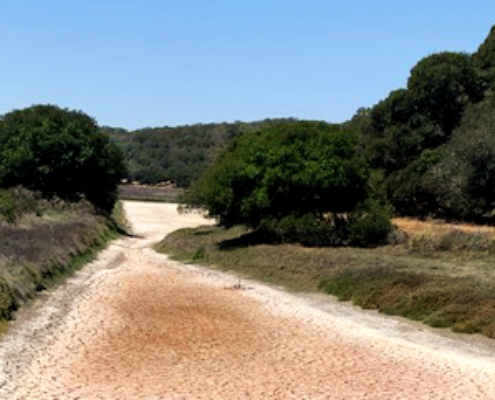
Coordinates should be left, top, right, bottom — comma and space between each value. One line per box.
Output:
394, 217, 495, 239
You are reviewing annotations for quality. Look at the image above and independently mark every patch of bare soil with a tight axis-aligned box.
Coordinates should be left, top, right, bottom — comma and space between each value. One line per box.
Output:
0, 202, 494, 399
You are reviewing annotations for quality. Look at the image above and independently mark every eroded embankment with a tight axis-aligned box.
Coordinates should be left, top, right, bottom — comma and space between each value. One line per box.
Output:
0, 202, 494, 399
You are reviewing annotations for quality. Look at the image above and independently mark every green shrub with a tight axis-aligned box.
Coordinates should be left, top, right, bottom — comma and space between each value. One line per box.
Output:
257, 200, 392, 248
0, 191, 16, 223
183, 121, 393, 247
260, 214, 339, 247
0, 188, 42, 223
348, 200, 393, 247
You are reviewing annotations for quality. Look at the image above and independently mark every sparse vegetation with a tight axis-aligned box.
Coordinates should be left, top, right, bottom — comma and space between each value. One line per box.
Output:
158, 218, 495, 338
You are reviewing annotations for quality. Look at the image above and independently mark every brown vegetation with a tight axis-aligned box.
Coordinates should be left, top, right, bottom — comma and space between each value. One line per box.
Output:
0, 191, 123, 325
119, 184, 183, 203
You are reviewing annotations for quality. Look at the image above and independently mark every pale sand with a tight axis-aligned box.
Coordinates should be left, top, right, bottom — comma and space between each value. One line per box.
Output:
0, 201, 494, 399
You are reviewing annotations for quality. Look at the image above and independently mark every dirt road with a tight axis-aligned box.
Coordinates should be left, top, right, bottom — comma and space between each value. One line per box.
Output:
0, 201, 494, 399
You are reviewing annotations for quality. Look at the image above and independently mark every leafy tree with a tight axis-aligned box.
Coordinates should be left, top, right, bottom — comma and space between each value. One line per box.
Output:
473, 25, 495, 91
362, 89, 443, 173
0, 105, 126, 213
183, 121, 391, 246
362, 52, 483, 175
408, 52, 484, 135
385, 149, 442, 217
422, 96, 495, 221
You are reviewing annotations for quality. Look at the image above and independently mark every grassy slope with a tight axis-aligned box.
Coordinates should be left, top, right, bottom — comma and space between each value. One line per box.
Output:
0, 200, 126, 331
157, 219, 495, 339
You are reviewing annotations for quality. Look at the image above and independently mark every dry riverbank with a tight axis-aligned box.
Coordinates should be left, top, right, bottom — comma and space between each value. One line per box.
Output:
0, 202, 494, 399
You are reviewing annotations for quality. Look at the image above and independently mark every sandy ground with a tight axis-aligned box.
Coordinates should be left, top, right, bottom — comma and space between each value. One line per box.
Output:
0, 201, 495, 399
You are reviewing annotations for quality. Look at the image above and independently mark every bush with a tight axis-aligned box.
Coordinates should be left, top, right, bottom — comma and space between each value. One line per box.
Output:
421, 97, 495, 222
348, 200, 394, 247
0, 188, 42, 223
259, 214, 339, 247
0, 191, 15, 223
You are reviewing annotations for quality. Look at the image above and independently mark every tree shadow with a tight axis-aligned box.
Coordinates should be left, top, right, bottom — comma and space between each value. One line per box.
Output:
218, 230, 281, 251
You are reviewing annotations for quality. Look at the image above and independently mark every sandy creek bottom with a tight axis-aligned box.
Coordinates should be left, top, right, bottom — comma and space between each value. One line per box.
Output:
0, 201, 494, 399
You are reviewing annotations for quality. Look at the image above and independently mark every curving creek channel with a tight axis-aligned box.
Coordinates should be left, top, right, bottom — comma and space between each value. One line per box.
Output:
0, 201, 494, 399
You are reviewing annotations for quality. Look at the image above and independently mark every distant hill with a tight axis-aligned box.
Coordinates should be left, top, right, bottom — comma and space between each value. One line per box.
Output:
103, 119, 298, 187
106, 24, 495, 224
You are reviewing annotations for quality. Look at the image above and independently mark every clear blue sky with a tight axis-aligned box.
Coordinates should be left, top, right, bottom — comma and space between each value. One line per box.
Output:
1, 1, 494, 130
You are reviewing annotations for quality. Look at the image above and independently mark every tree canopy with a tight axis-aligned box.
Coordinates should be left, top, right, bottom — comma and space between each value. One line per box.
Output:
422, 96, 495, 222
106, 119, 298, 187
0, 105, 126, 213
183, 121, 391, 246
352, 24, 495, 221
473, 25, 495, 89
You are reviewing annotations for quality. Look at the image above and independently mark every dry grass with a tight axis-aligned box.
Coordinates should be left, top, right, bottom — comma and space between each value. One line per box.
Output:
0, 195, 124, 325
158, 221, 495, 339
394, 217, 495, 239
119, 184, 183, 203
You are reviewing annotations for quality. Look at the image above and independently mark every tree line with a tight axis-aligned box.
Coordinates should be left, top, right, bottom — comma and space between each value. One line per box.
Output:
347, 25, 495, 223
2, 25, 494, 246
104, 119, 298, 187
181, 24, 495, 246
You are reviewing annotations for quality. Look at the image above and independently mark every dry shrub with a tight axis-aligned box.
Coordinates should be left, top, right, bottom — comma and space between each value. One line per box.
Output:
0, 193, 116, 323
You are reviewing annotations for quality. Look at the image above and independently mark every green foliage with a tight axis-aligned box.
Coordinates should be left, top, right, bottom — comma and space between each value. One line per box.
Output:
422, 97, 495, 221
385, 149, 443, 217
0, 188, 42, 223
362, 52, 482, 176
347, 199, 393, 247
355, 27, 495, 221
0, 191, 15, 223
0, 105, 126, 213
473, 25, 495, 90
183, 121, 391, 246
408, 52, 484, 134
107, 119, 298, 187
363, 89, 444, 173
259, 214, 338, 247
257, 200, 393, 248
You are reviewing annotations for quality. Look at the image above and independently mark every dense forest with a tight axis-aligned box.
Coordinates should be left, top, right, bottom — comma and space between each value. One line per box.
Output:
114, 25, 495, 226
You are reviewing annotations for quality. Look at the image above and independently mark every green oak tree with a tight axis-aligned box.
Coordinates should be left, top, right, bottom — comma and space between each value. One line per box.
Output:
182, 121, 391, 247
0, 105, 126, 213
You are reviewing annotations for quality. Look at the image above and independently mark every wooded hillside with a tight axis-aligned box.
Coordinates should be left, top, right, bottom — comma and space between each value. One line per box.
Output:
109, 26, 495, 224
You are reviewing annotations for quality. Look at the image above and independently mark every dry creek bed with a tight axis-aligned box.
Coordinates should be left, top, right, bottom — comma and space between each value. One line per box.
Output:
0, 201, 494, 399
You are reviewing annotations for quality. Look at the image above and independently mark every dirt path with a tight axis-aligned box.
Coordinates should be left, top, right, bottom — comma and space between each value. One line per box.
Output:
0, 201, 494, 399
